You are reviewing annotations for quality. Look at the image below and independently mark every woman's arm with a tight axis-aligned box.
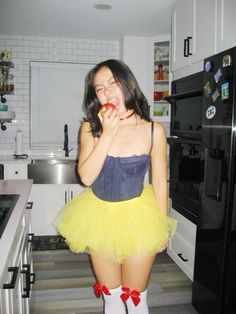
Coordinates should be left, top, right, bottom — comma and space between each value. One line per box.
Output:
150, 122, 168, 216
78, 109, 119, 186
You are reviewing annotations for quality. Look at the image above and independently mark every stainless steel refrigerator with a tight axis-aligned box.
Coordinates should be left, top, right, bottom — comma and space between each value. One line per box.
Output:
192, 47, 236, 313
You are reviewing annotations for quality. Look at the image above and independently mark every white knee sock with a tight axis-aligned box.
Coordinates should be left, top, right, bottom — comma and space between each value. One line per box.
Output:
126, 289, 149, 314
103, 286, 126, 314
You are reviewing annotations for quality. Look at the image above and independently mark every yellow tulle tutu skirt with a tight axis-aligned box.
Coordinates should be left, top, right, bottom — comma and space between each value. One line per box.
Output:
54, 184, 177, 264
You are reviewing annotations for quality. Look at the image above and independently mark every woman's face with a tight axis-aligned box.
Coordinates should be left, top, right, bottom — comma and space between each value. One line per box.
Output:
93, 66, 126, 113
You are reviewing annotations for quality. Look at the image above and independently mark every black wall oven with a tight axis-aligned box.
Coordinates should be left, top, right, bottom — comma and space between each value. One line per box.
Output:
169, 138, 204, 224
166, 71, 204, 224
166, 71, 203, 140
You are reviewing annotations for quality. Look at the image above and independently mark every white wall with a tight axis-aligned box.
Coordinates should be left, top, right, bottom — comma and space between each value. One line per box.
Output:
0, 35, 119, 152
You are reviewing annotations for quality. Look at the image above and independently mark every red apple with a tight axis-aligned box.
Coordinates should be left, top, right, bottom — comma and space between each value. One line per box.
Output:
100, 103, 116, 116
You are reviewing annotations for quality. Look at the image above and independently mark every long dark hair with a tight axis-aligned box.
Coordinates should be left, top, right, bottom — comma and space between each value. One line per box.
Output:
83, 59, 151, 137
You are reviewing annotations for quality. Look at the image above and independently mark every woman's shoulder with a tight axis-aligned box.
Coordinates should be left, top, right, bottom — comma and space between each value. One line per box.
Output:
80, 121, 91, 133
139, 120, 165, 135
152, 121, 166, 136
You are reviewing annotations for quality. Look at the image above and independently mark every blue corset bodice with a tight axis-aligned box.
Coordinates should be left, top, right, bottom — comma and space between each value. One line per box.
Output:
91, 155, 150, 202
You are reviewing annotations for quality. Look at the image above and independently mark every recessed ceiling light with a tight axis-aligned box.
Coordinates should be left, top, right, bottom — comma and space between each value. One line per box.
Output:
94, 3, 112, 10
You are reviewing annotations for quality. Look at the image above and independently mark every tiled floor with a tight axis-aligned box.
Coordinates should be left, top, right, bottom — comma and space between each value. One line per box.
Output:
30, 248, 198, 314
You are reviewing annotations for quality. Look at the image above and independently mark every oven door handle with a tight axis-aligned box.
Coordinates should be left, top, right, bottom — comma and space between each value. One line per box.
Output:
167, 137, 201, 145
164, 89, 203, 104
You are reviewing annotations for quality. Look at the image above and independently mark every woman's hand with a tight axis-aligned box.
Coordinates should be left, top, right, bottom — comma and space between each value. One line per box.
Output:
98, 107, 120, 138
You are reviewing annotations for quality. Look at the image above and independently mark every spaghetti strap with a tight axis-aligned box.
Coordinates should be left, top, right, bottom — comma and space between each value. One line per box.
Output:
150, 122, 154, 153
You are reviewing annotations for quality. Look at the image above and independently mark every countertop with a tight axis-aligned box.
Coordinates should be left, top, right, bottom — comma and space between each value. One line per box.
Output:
0, 179, 33, 281
0, 150, 78, 164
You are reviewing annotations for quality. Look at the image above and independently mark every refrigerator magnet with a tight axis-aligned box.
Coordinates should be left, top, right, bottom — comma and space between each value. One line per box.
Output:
205, 61, 213, 72
204, 81, 211, 97
222, 55, 232, 67
212, 89, 220, 102
221, 81, 229, 100
206, 105, 216, 120
214, 68, 222, 83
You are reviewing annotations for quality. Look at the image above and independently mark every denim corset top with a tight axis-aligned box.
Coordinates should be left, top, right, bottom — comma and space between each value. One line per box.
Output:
91, 154, 150, 202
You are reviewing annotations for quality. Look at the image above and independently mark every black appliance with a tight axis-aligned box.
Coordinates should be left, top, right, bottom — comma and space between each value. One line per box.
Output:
0, 194, 20, 238
192, 47, 236, 313
168, 137, 203, 224
166, 71, 204, 223
166, 71, 203, 140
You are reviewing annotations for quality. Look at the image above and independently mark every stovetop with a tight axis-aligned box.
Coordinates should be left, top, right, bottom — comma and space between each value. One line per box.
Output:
0, 194, 20, 238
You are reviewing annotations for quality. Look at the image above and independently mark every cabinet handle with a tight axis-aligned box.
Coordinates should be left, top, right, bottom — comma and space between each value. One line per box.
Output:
177, 253, 188, 262
65, 190, 67, 204
30, 272, 36, 284
3, 267, 19, 289
71, 190, 73, 199
184, 38, 188, 57
28, 233, 34, 243
26, 201, 33, 209
187, 36, 192, 56
21, 264, 31, 298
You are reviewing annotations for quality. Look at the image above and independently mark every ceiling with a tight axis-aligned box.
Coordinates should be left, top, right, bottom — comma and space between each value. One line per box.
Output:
0, 0, 176, 40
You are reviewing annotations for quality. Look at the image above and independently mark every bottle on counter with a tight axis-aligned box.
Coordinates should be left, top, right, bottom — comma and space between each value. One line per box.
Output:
157, 64, 164, 80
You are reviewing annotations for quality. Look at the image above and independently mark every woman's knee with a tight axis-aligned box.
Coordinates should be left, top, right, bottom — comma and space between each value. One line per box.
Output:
90, 253, 122, 288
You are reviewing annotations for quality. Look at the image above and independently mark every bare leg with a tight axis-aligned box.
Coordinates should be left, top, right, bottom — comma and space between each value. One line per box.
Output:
90, 252, 126, 314
90, 252, 121, 288
122, 253, 156, 291
121, 253, 156, 314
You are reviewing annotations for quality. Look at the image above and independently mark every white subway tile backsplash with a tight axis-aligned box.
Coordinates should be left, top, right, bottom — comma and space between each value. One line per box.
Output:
0, 34, 120, 152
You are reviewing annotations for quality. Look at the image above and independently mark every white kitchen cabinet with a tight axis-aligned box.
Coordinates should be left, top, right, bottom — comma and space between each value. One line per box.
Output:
3, 164, 28, 180
167, 207, 196, 281
30, 184, 84, 236
0, 183, 34, 314
172, 0, 216, 72
216, 0, 236, 53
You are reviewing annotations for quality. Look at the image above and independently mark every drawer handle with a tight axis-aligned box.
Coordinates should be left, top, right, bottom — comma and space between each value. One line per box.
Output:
28, 233, 34, 243
26, 201, 33, 209
177, 253, 188, 262
3, 267, 19, 289
30, 272, 36, 284
21, 264, 31, 298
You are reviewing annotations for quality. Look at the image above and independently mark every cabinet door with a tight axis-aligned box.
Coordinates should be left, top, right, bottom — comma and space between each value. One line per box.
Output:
1, 263, 23, 314
68, 184, 84, 201
191, 0, 216, 64
171, 0, 194, 71
217, 0, 236, 53
167, 207, 196, 281
30, 184, 68, 236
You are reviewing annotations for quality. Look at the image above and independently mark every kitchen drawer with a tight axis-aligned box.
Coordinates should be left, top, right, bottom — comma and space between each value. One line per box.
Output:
168, 232, 196, 280
4, 164, 28, 180
170, 207, 196, 245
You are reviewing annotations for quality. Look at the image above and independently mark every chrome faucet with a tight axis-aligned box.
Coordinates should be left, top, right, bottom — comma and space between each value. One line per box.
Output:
63, 124, 72, 157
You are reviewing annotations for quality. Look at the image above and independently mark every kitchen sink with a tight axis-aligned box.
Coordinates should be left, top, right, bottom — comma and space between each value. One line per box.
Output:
28, 159, 80, 184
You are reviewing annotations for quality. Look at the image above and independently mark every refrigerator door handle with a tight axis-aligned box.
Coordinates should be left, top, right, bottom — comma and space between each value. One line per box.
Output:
204, 148, 224, 201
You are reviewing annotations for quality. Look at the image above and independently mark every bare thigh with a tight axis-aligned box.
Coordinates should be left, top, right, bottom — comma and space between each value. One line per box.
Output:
121, 254, 156, 292
90, 252, 122, 289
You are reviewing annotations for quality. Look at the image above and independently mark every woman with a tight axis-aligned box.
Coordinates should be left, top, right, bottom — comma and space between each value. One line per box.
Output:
55, 59, 176, 313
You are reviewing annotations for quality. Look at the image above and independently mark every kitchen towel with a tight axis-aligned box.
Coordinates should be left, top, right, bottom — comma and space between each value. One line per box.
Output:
15, 130, 23, 155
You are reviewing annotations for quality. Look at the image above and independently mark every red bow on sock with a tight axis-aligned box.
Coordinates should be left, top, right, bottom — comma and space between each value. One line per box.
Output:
120, 287, 141, 306
93, 282, 111, 298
